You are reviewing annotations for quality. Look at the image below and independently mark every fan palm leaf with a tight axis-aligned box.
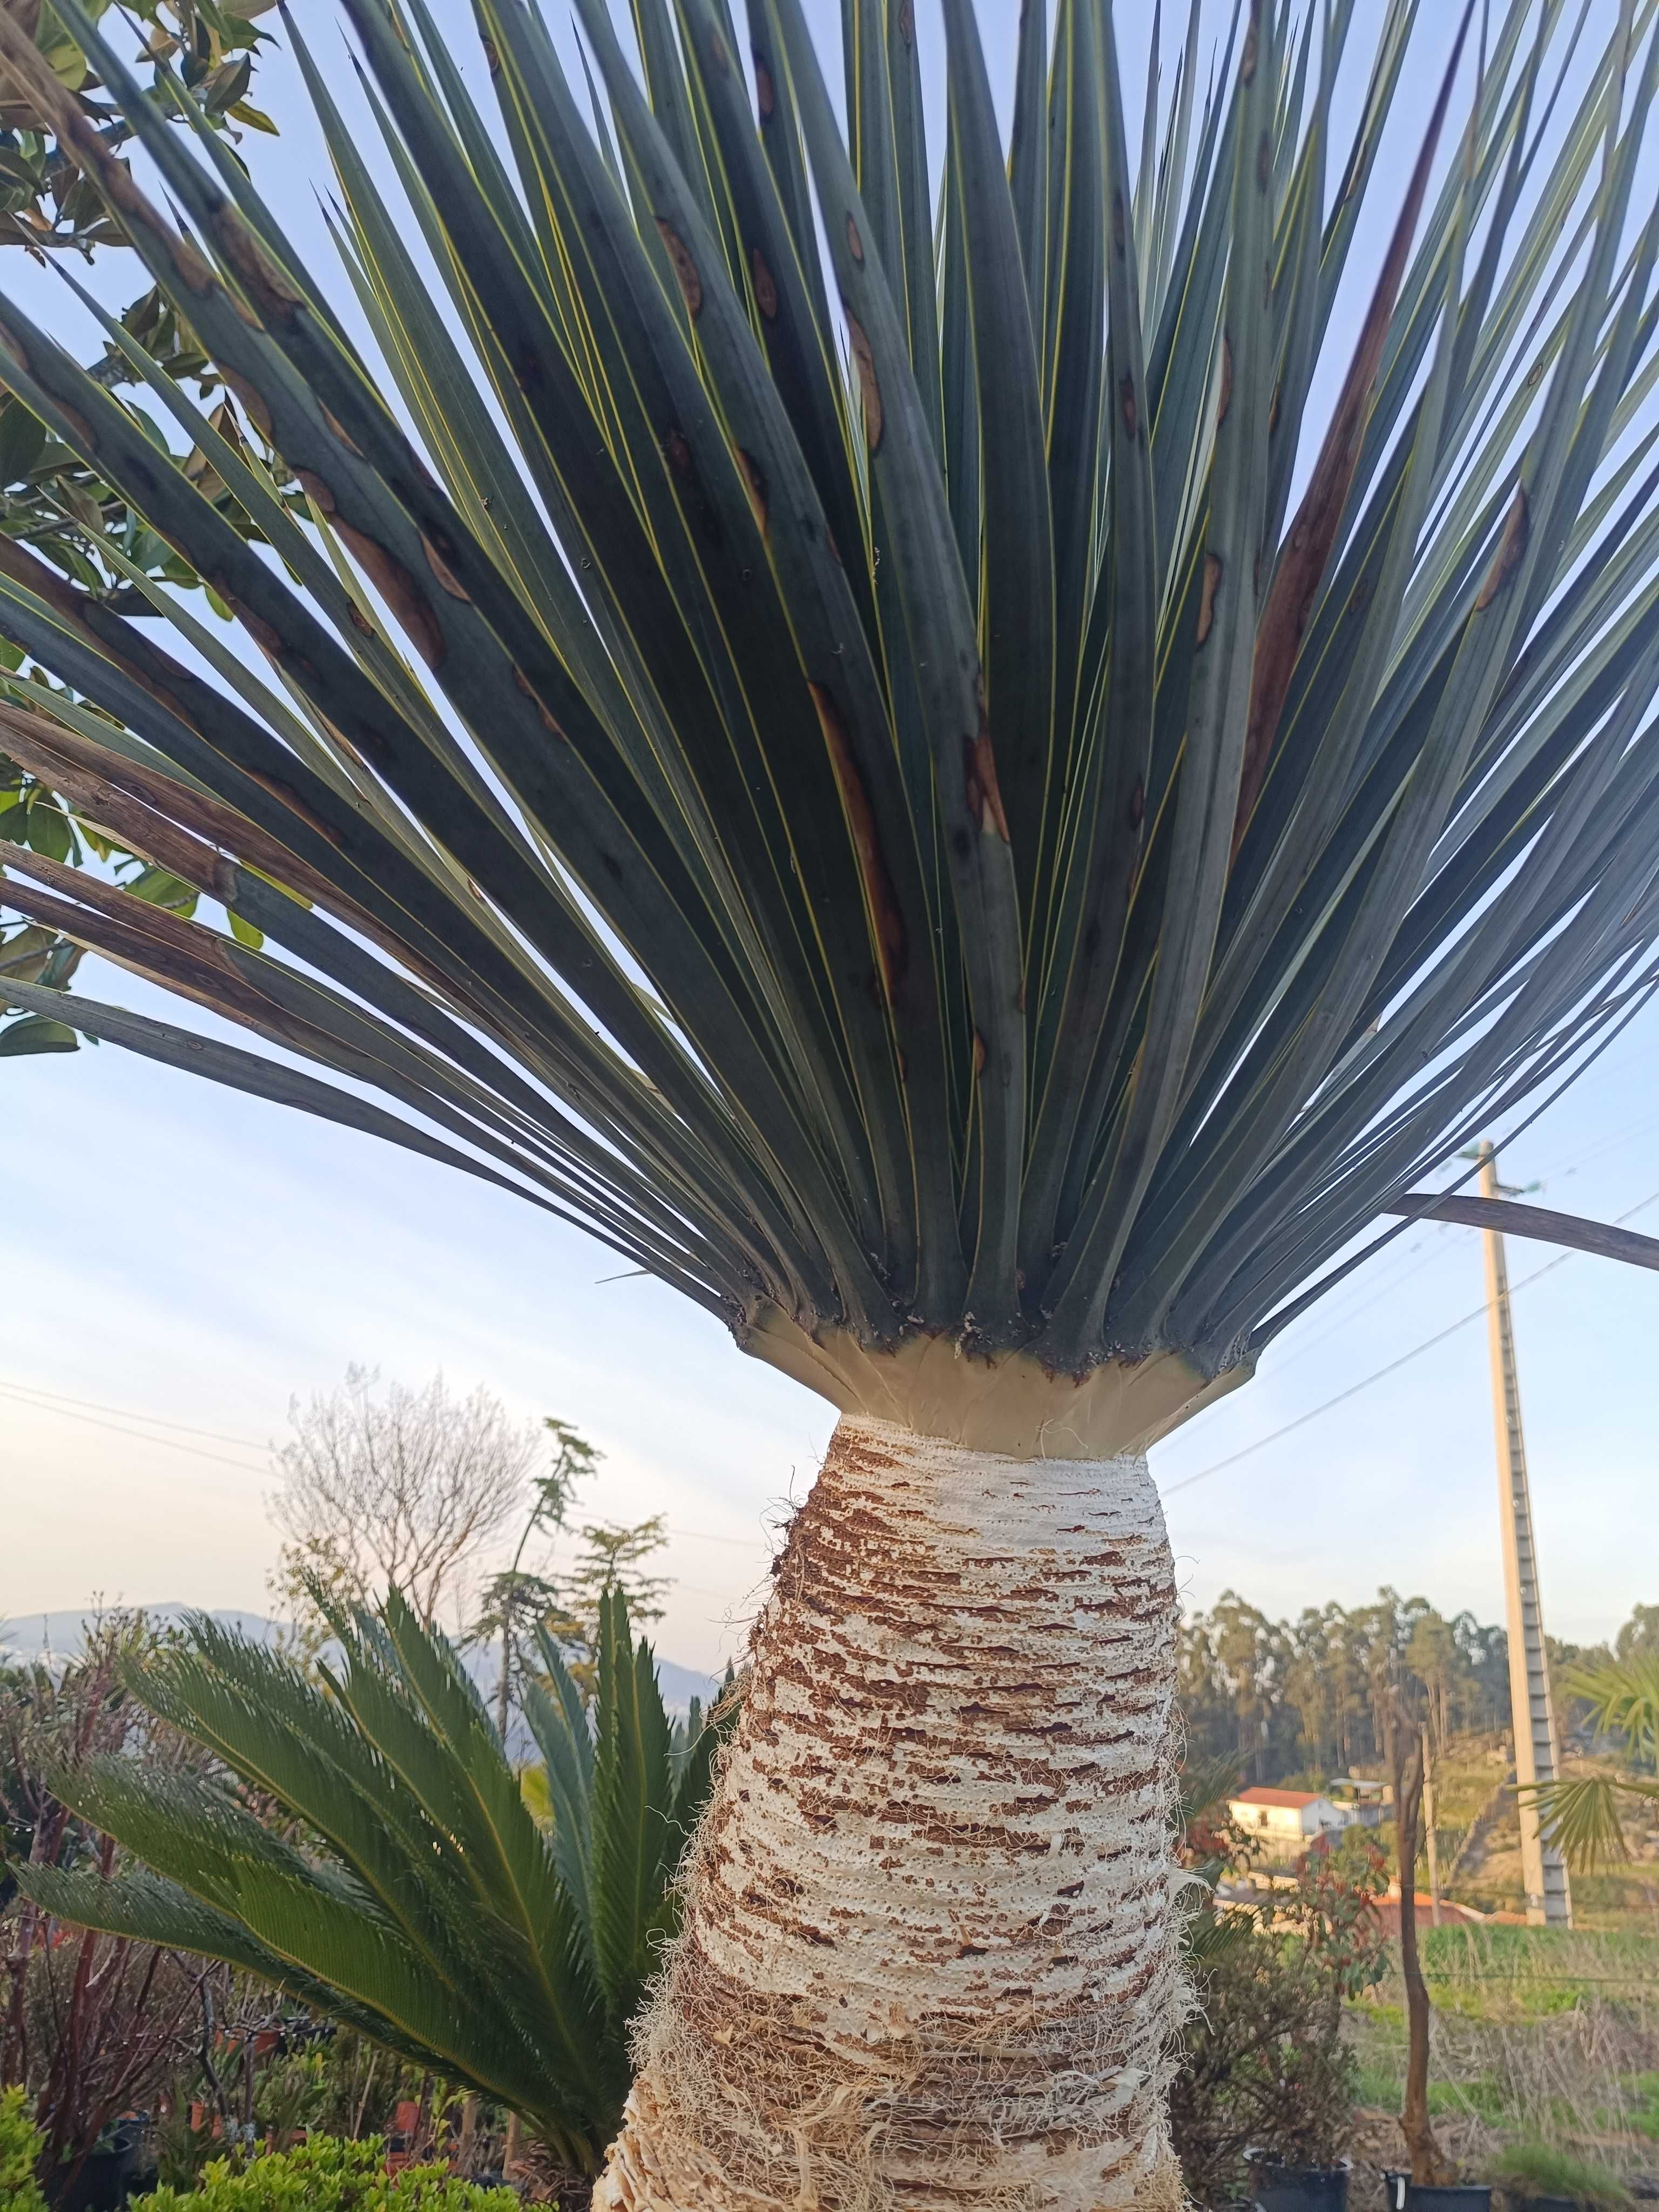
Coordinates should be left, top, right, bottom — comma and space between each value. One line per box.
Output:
1528, 1653, 1659, 1867
11, 1589, 721, 2178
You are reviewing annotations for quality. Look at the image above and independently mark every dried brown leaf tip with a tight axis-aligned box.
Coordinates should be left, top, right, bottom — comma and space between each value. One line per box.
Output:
846, 312, 882, 450
656, 221, 703, 319
1196, 553, 1223, 645
1475, 486, 1529, 611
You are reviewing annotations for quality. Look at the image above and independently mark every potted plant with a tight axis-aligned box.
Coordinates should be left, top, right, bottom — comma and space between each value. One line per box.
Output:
1493, 2147, 1636, 2212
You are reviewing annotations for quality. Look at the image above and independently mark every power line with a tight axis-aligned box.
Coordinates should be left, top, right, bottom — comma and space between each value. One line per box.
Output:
0, 1382, 269, 1476
1, 1378, 774, 1553
0, 1378, 272, 1451
1160, 1186, 1659, 1500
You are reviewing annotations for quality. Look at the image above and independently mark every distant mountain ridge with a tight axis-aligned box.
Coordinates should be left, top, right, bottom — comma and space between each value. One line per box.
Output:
0, 1604, 723, 1717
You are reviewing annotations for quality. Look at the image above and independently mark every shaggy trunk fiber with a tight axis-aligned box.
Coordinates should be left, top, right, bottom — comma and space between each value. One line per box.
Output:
595, 1412, 1188, 2211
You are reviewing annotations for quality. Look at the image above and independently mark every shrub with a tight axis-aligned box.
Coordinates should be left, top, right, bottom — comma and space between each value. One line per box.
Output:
1169, 1840, 1391, 2206
144, 2135, 523, 2211
0, 2089, 46, 2212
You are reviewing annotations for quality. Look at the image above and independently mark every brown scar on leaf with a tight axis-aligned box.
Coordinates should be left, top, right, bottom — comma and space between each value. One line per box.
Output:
294, 468, 336, 516
1111, 191, 1127, 257
753, 53, 776, 118
898, 0, 915, 44
334, 523, 444, 671
211, 583, 284, 662
1217, 335, 1233, 427
972, 1030, 987, 1076
1196, 553, 1223, 645
811, 682, 907, 1005
1475, 486, 1529, 611
1119, 374, 1137, 437
707, 26, 732, 76
514, 665, 566, 741
217, 219, 305, 315
963, 726, 1011, 843
221, 369, 273, 443
846, 214, 864, 265
751, 247, 779, 321
421, 534, 470, 601
656, 220, 703, 319
1257, 130, 1272, 192
846, 312, 882, 450
736, 448, 769, 535
170, 235, 219, 298
320, 404, 364, 457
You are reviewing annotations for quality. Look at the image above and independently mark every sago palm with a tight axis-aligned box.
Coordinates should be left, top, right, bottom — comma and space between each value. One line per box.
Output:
5, 0, 1659, 2200
13, 1590, 720, 2183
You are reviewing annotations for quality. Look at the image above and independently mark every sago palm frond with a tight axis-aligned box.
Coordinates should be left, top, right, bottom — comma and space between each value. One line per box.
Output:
2, 0, 1659, 1385
10, 1589, 721, 2175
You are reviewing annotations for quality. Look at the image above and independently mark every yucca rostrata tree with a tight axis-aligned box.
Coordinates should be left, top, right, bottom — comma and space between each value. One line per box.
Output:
5, 0, 1659, 2201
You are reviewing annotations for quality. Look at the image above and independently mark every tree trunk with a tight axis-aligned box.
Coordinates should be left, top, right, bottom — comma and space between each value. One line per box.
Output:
595, 1412, 1188, 2211
1392, 1723, 1451, 2187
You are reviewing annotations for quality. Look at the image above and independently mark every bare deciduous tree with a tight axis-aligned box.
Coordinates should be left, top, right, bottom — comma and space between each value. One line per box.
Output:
267, 1366, 541, 1636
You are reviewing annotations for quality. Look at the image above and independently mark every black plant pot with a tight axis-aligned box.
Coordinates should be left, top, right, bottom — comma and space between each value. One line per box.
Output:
44, 2127, 151, 2212
1245, 2150, 1352, 2212
1404, 2189, 1493, 2212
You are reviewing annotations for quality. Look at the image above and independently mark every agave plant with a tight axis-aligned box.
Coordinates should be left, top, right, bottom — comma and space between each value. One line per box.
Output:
12, 1590, 721, 2183
6, 0, 1659, 2197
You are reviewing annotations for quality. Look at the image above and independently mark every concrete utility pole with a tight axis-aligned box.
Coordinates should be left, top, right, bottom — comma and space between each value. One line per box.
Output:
1477, 1140, 1572, 1928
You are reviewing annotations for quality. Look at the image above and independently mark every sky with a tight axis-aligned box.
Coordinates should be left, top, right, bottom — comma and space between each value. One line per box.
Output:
3, 1, 1656, 1674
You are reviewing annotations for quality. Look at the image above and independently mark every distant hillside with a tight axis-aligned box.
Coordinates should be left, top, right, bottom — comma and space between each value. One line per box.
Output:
0, 1603, 722, 1717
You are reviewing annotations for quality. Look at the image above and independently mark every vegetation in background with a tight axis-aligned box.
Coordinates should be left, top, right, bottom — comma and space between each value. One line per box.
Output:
143, 2137, 522, 2212
1492, 2141, 1636, 2208
0, 0, 274, 1059
12, 1589, 722, 2189
267, 1368, 546, 1644
0, 1614, 224, 2187
471, 1417, 597, 1735
1169, 1765, 1390, 2204
1178, 1591, 1656, 1785
0, 2088, 45, 2212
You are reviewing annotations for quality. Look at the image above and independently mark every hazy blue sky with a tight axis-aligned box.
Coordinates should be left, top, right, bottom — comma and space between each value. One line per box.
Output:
4, 1, 1655, 1671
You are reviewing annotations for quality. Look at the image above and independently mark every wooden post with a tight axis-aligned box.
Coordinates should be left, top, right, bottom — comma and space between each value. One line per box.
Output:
1477, 1142, 1572, 1928
1391, 1707, 1452, 2186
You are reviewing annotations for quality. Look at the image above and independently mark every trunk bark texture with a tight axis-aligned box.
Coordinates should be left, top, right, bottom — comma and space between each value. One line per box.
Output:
595, 1413, 1186, 2211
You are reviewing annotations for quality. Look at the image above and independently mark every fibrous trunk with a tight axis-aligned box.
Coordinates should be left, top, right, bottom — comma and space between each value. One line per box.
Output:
595, 1412, 1187, 2211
